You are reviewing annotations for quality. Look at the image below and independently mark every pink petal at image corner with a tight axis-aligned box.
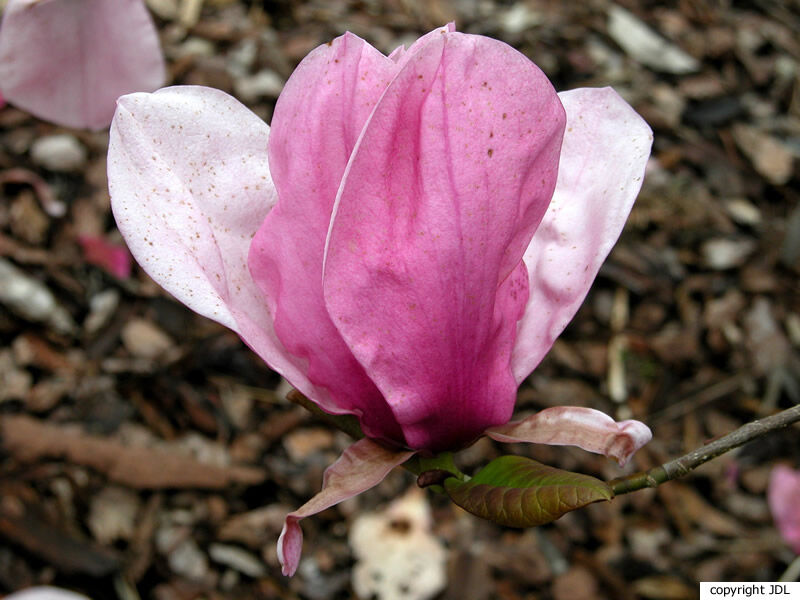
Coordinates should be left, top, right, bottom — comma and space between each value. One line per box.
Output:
278, 438, 414, 576
485, 406, 652, 467
0, 0, 165, 129
768, 465, 800, 554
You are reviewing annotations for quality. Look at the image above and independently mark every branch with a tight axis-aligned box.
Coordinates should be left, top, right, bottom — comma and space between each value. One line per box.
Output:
609, 403, 800, 495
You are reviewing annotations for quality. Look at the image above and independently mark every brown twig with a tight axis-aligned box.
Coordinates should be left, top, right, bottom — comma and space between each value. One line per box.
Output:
609, 403, 800, 495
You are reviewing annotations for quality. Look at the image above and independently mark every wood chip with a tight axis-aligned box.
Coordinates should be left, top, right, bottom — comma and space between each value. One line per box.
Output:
1, 416, 265, 489
0, 500, 119, 576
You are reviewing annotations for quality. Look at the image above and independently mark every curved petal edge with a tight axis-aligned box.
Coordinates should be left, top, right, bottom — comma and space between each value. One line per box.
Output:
512, 87, 653, 382
249, 30, 405, 444
278, 439, 414, 576
109, 86, 319, 399
109, 86, 274, 331
485, 406, 652, 466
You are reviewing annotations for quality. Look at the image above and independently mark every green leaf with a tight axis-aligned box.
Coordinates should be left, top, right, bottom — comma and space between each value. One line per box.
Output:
443, 455, 613, 528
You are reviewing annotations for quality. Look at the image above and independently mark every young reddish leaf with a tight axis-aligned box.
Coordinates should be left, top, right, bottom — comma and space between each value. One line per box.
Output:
444, 455, 612, 528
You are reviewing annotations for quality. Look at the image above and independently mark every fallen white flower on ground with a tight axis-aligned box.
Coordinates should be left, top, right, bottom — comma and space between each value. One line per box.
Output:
349, 486, 447, 600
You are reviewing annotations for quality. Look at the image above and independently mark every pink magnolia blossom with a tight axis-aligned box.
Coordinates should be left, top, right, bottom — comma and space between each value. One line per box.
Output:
108, 25, 653, 576
0, 0, 164, 130
768, 465, 800, 554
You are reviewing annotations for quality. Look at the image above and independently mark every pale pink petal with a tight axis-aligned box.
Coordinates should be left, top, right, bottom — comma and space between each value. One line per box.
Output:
5, 587, 91, 600
108, 86, 312, 394
323, 30, 565, 451
0, 0, 165, 130
387, 45, 406, 62
485, 406, 652, 466
511, 87, 653, 382
391, 23, 454, 68
278, 438, 414, 577
248, 33, 404, 443
385, 23, 456, 66
768, 465, 800, 554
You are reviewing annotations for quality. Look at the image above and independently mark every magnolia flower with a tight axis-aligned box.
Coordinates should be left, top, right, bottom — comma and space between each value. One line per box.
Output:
108, 25, 653, 576
4, 587, 91, 600
768, 465, 800, 554
0, 0, 164, 129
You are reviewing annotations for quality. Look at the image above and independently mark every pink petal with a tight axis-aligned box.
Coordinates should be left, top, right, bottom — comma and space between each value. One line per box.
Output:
77, 235, 132, 279
0, 0, 165, 130
5, 588, 91, 600
278, 438, 414, 577
389, 24, 457, 66
108, 86, 312, 394
387, 45, 406, 62
323, 30, 565, 451
391, 23, 454, 68
768, 465, 800, 554
248, 33, 404, 443
511, 87, 653, 382
485, 406, 652, 466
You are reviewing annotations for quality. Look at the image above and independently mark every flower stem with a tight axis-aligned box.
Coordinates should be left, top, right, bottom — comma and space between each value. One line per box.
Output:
609, 403, 800, 495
